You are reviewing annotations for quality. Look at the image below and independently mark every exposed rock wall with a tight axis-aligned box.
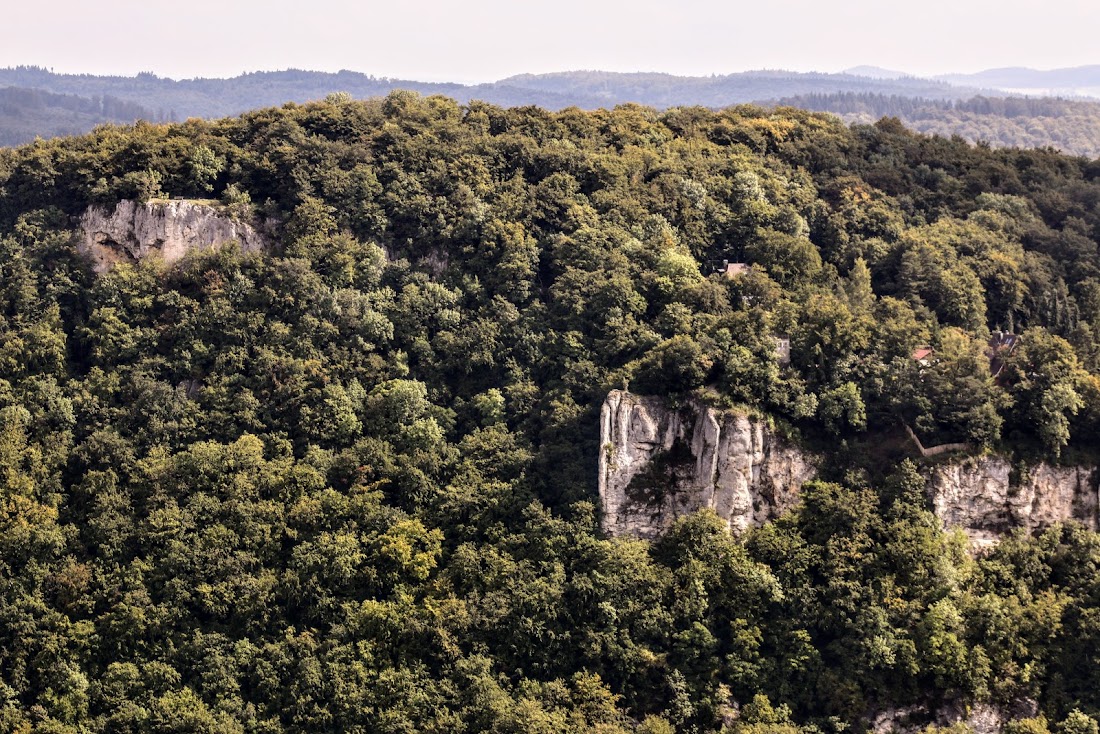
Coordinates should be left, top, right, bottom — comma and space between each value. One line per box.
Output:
599, 391, 1099, 544
928, 457, 1098, 547
598, 390, 816, 539
870, 698, 1038, 734
78, 199, 267, 272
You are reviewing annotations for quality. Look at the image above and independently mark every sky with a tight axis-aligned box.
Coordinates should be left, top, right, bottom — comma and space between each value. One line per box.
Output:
3, 0, 1099, 82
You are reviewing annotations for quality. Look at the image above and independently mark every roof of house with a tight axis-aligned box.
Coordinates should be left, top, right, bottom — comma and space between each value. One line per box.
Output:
912, 347, 934, 362
722, 262, 751, 278
989, 331, 1019, 352
988, 331, 1020, 378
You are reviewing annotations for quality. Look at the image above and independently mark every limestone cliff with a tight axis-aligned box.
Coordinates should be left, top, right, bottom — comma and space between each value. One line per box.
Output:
871, 698, 1038, 734
927, 457, 1098, 547
599, 391, 1099, 544
598, 390, 816, 539
78, 199, 267, 272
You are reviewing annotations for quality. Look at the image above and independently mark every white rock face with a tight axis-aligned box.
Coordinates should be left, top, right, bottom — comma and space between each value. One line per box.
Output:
928, 457, 1098, 547
870, 698, 1038, 734
598, 390, 817, 539
599, 391, 1098, 544
78, 199, 267, 272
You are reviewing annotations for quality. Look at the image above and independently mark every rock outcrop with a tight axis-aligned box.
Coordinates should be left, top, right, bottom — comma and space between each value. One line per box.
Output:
599, 391, 1099, 544
78, 199, 267, 272
928, 457, 1098, 547
870, 698, 1038, 734
598, 391, 817, 539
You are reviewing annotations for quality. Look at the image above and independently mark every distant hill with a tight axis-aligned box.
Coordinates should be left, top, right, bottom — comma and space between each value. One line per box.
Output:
4, 65, 1100, 157
773, 92, 1100, 157
0, 66, 989, 145
841, 65, 910, 80
490, 69, 985, 107
937, 65, 1100, 98
0, 67, 465, 120
0, 85, 157, 146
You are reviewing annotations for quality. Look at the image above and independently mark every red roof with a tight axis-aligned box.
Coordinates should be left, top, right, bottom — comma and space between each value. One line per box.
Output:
912, 348, 934, 361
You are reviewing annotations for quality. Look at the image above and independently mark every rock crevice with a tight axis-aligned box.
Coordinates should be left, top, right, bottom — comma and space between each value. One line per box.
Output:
598, 390, 816, 539
599, 391, 1099, 544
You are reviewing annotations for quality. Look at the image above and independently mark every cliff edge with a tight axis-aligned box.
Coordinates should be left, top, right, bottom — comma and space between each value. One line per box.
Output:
599, 391, 1099, 544
929, 458, 1097, 547
78, 199, 267, 272
598, 390, 815, 539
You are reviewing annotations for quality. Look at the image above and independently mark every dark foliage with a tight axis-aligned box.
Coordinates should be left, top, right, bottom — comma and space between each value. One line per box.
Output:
1, 95, 1100, 732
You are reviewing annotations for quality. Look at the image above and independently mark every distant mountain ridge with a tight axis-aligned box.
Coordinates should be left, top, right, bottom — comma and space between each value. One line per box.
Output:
492, 69, 985, 108
0, 65, 995, 148
937, 65, 1100, 98
841, 65, 911, 80
0, 85, 158, 146
771, 92, 1100, 158
2, 64, 1100, 155
0, 66, 992, 122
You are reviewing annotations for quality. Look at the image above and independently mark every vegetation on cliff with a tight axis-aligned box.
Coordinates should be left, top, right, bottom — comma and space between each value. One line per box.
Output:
2, 93, 1100, 731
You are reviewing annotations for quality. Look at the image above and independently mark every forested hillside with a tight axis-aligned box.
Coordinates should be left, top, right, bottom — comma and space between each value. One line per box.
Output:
937, 66, 1100, 98
0, 66, 986, 147
491, 70, 982, 107
0, 86, 158, 146
4, 94, 1100, 732
776, 93, 1100, 157
9, 67, 1100, 157
0, 66, 982, 120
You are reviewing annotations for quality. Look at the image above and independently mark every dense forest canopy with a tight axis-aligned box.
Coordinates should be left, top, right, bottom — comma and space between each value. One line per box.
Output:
4, 93, 1100, 732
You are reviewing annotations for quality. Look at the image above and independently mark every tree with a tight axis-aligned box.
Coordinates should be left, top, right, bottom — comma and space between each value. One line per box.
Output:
1004, 327, 1088, 455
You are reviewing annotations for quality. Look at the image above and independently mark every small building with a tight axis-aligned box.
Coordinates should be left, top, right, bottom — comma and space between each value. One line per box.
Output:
988, 331, 1019, 379
720, 261, 751, 279
911, 346, 934, 367
772, 334, 791, 366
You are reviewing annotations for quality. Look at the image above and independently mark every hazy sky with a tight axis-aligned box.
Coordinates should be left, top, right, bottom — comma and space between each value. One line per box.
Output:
4, 0, 1099, 82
